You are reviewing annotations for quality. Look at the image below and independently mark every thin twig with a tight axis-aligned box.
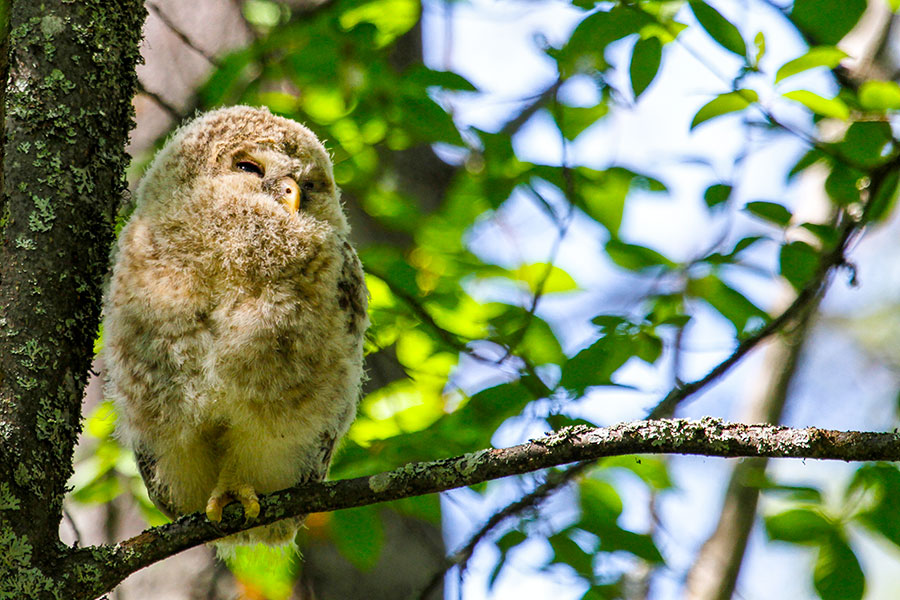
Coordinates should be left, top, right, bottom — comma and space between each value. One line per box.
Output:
137, 82, 182, 121
147, 2, 221, 67
415, 460, 593, 600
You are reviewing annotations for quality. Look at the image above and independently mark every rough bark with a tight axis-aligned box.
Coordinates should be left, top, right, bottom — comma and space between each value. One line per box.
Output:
0, 1, 145, 598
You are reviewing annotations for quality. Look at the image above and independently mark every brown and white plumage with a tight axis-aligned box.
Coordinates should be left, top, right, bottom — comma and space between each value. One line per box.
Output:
102, 105, 367, 546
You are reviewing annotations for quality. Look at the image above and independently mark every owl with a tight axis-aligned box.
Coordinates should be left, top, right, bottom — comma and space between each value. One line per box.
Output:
102, 105, 368, 547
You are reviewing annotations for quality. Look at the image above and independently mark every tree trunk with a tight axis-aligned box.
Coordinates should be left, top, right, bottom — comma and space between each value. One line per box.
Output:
0, 1, 144, 597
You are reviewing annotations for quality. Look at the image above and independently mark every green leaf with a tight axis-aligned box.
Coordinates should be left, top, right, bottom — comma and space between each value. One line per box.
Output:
814, 536, 865, 600
688, 0, 747, 58
489, 530, 528, 589
560, 327, 640, 395
687, 274, 768, 336
765, 508, 834, 543
580, 478, 623, 526
775, 47, 847, 83
630, 36, 662, 98
868, 169, 900, 223
514, 263, 578, 294
850, 464, 900, 548
858, 80, 900, 111
339, 0, 420, 46
603, 455, 673, 490
225, 546, 297, 600
605, 239, 675, 271
560, 6, 654, 75
779, 241, 819, 291
837, 121, 894, 168
330, 506, 385, 571
782, 90, 849, 120
600, 527, 664, 563
703, 183, 733, 209
691, 90, 759, 129
791, 0, 866, 45
744, 201, 792, 227
824, 163, 863, 205
489, 306, 566, 366
753, 31, 766, 66
548, 532, 595, 580
578, 167, 667, 237
556, 103, 610, 141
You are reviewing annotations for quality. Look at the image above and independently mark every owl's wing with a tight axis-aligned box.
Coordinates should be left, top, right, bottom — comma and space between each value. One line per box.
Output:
134, 446, 179, 519
297, 432, 338, 486
337, 240, 368, 338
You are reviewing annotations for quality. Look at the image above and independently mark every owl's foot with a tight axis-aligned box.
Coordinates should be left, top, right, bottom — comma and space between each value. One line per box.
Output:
205, 485, 260, 522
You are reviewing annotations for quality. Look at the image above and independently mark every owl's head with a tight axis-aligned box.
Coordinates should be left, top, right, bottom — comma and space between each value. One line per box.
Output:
136, 105, 348, 234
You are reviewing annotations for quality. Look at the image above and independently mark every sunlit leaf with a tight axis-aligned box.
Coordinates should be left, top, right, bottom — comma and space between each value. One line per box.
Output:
515, 263, 578, 294
691, 90, 759, 129
226, 546, 297, 600
688, 0, 746, 58
782, 90, 849, 120
339, 0, 420, 46
775, 47, 847, 83
858, 80, 900, 111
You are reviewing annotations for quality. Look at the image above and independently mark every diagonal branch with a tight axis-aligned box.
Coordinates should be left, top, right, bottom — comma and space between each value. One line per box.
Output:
67, 418, 900, 599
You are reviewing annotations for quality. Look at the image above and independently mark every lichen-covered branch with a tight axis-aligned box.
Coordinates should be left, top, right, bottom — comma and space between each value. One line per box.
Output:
66, 418, 900, 599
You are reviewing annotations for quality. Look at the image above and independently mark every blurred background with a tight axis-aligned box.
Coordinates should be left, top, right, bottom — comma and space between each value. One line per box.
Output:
64, 0, 900, 598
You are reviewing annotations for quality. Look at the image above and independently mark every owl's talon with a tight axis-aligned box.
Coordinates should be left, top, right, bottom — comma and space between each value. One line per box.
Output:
235, 485, 260, 520
205, 493, 230, 523
205, 486, 259, 522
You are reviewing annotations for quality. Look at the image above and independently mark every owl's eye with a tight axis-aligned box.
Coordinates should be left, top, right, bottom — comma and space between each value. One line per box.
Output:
235, 160, 264, 177
301, 181, 316, 193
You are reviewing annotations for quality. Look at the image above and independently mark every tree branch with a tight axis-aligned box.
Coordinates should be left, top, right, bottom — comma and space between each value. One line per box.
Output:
68, 418, 900, 599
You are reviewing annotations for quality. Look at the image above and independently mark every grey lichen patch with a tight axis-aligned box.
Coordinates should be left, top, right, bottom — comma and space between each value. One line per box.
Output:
40, 15, 64, 38
455, 449, 488, 477
368, 472, 393, 494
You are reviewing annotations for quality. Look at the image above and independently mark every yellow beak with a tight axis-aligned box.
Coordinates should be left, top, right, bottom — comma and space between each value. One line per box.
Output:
277, 177, 300, 213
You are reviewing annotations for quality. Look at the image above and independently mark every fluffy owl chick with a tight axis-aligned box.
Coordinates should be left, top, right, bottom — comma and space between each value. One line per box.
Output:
103, 106, 368, 547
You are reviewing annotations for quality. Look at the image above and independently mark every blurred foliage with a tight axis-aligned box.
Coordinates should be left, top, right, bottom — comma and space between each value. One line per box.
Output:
69, 0, 900, 597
